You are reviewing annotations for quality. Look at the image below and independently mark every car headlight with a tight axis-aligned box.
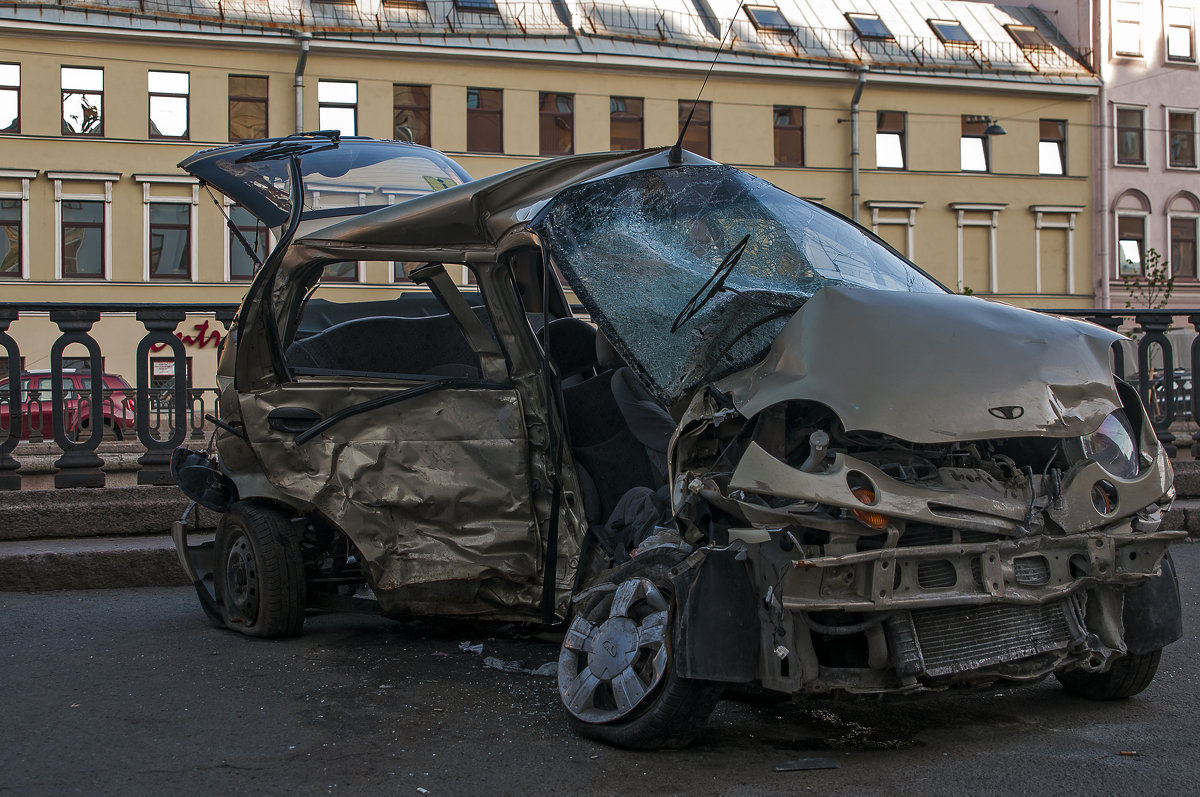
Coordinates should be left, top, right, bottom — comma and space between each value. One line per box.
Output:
1080, 410, 1139, 479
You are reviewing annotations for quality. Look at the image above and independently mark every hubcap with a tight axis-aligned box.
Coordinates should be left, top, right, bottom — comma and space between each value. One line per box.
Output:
558, 577, 670, 724
223, 534, 258, 625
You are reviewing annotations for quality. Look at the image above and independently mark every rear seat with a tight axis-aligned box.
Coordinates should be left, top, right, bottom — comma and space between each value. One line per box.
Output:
286, 313, 484, 378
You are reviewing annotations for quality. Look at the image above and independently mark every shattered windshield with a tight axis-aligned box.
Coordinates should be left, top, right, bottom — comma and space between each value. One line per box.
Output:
533, 164, 944, 405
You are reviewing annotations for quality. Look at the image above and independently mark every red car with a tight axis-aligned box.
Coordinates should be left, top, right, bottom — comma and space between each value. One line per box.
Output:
0, 369, 136, 441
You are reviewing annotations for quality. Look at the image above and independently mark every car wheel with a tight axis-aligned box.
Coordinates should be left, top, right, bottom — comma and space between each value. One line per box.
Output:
1056, 650, 1162, 700
557, 551, 722, 750
213, 501, 305, 638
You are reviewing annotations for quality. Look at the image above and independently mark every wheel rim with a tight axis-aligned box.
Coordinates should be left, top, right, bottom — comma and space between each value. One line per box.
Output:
223, 533, 259, 626
558, 576, 670, 724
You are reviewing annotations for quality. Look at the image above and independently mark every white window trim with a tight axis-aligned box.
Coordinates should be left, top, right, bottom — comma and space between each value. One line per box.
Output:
1114, 209, 1149, 278
135, 174, 199, 282
221, 197, 275, 282
1030, 205, 1084, 294
48, 170, 118, 281
0, 168, 36, 280
1165, 107, 1199, 170
949, 203, 1006, 293
1113, 103, 1148, 167
865, 200, 923, 260
1165, 4, 1196, 63
1168, 211, 1200, 277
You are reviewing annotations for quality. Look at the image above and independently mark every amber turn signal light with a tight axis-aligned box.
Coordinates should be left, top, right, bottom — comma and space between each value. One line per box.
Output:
851, 486, 889, 530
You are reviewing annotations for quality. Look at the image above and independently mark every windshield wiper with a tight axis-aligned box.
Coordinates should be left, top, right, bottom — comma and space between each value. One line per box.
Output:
236, 130, 341, 163
671, 234, 751, 333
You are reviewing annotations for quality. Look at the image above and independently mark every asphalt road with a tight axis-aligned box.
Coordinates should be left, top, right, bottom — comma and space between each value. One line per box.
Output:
3, 543, 1199, 797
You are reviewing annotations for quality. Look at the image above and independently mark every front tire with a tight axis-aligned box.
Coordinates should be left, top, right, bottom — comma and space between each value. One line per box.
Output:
1056, 650, 1162, 699
214, 501, 305, 638
557, 551, 722, 750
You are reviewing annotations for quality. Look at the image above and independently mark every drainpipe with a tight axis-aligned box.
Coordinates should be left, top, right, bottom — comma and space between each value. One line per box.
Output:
1094, 2, 1109, 310
850, 67, 868, 223
293, 31, 312, 135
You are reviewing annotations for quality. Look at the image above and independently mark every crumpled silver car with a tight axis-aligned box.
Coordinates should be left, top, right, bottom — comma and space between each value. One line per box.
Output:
171, 132, 1183, 750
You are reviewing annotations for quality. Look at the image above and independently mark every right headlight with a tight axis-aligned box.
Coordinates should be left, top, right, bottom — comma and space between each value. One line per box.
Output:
1080, 410, 1139, 479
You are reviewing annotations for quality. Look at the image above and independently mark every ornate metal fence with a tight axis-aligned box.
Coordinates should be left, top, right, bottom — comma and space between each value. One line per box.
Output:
2, 302, 1198, 491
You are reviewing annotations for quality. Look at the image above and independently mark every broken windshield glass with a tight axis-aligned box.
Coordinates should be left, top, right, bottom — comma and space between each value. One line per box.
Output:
533, 164, 943, 406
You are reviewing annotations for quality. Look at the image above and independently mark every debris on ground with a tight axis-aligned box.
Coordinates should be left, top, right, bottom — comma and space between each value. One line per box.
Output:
483, 656, 557, 677
458, 641, 483, 655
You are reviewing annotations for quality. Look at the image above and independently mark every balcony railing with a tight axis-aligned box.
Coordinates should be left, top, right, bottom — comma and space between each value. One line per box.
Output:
2, 302, 1199, 491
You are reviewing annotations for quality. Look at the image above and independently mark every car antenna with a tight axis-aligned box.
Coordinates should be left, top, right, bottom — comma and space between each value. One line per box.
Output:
670, 1, 746, 165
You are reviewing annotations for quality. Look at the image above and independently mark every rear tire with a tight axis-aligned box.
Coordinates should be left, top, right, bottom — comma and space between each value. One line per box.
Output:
1056, 650, 1162, 699
214, 501, 305, 638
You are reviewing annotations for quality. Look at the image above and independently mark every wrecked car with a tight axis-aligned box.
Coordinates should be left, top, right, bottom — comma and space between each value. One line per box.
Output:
171, 132, 1183, 750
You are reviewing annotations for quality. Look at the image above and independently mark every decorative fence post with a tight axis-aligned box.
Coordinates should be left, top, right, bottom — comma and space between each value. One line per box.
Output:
1134, 313, 1176, 457
48, 309, 105, 488
136, 310, 188, 485
0, 309, 21, 490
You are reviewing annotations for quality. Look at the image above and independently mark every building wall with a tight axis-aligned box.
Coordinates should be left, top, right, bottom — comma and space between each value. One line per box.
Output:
0, 5, 1097, 390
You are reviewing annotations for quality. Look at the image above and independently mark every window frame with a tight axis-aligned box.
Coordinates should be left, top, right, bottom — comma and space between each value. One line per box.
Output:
148, 70, 190, 140
135, 175, 199, 282
61, 66, 104, 137
1005, 24, 1051, 51
1112, 0, 1144, 58
928, 19, 974, 46
317, 80, 358, 137
1170, 213, 1199, 278
49, 171, 116, 280
1039, 119, 1067, 175
0, 62, 19, 135
228, 74, 269, 142
225, 200, 273, 282
960, 116, 990, 173
393, 84, 431, 146
773, 106, 804, 167
875, 110, 906, 170
466, 87, 504, 154
1115, 212, 1148, 277
745, 5, 792, 33
1166, 5, 1196, 63
1166, 108, 1199, 169
0, 170, 34, 280
846, 13, 893, 41
1114, 104, 1147, 166
678, 99, 711, 159
609, 96, 644, 151
538, 91, 574, 157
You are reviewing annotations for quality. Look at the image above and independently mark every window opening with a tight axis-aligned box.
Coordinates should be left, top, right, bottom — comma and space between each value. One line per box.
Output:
62, 66, 103, 136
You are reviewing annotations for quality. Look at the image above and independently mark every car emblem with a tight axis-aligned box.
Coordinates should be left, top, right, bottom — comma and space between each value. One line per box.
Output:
989, 405, 1025, 420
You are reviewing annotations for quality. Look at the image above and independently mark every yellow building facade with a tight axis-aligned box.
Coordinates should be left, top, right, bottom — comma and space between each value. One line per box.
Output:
0, 0, 1098, 390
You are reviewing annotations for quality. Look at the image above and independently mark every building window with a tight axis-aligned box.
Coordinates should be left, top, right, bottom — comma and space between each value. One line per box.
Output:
0, 170, 32, 279
928, 19, 973, 45
318, 80, 357, 136
229, 75, 268, 141
1116, 106, 1146, 164
866, 201, 923, 260
1171, 215, 1198, 277
61, 66, 103, 136
1168, 110, 1198, 168
876, 111, 905, 169
610, 97, 643, 150
950, 203, 1006, 293
467, 88, 503, 153
136, 176, 198, 281
846, 13, 893, 40
393, 84, 430, 145
1030, 205, 1084, 294
678, 100, 710, 159
1113, 0, 1143, 57
0, 63, 18, 134
148, 203, 190, 279
539, 92, 574, 157
1039, 119, 1066, 175
1167, 5, 1196, 62
148, 71, 189, 139
228, 204, 269, 281
745, 5, 791, 33
61, 201, 104, 278
454, 0, 498, 12
960, 116, 989, 172
774, 106, 804, 166
1006, 24, 1050, 50
1117, 214, 1146, 275
323, 261, 359, 282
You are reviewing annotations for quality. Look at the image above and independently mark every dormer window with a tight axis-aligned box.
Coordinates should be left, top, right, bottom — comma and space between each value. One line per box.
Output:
1006, 24, 1051, 50
745, 5, 791, 33
928, 19, 973, 45
454, 0, 498, 13
847, 13, 893, 40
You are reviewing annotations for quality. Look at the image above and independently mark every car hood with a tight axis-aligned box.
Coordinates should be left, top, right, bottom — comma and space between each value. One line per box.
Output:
718, 286, 1125, 443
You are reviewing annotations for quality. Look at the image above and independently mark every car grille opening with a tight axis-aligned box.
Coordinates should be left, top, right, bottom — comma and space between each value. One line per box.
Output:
917, 560, 958, 589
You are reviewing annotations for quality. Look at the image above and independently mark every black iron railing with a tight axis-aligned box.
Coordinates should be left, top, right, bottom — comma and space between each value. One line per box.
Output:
0, 303, 237, 490
2, 302, 1199, 491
